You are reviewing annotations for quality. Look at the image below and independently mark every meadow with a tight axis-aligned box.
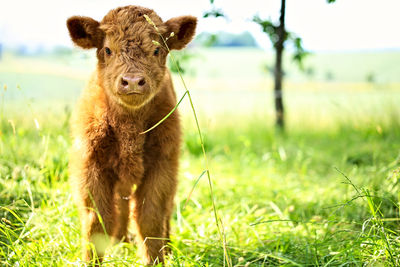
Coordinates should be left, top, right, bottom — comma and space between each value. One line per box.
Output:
1, 48, 400, 266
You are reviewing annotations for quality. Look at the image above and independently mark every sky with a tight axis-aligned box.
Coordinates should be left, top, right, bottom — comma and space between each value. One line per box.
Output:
0, 0, 399, 52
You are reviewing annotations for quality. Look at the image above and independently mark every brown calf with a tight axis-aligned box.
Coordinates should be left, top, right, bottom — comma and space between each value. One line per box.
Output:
66, 5, 196, 265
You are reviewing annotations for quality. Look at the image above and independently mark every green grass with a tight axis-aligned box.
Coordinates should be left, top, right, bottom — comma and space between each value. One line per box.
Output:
1, 91, 400, 266
1, 49, 400, 266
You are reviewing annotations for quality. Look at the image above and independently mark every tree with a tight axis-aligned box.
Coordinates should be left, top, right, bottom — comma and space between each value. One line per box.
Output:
204, 0, 336, 129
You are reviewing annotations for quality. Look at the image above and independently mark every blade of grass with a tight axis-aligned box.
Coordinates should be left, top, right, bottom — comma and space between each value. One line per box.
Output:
143, 14, 231, 267
141, 91, 188, 135
183, 169, 207, 210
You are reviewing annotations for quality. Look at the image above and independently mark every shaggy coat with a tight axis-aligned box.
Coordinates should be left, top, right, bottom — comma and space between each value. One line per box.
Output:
67, 5, 196, 265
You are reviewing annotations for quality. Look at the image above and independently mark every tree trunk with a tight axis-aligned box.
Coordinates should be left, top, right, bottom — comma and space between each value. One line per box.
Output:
274, 0, 286, 129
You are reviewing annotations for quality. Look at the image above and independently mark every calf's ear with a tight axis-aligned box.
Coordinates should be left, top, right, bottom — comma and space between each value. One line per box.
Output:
66, 16, 104, 49
164, 16, 197, 50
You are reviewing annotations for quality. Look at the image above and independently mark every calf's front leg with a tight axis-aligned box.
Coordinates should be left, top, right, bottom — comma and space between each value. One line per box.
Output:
76, 168, 117, 264
132, 164, 177, 265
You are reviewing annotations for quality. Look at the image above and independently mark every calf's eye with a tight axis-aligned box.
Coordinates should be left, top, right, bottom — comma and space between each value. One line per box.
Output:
105, 47, 112, 55
154, 47, 160, 56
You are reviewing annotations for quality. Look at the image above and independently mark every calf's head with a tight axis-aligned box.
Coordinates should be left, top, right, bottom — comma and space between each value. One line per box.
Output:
67, 6, 196, 109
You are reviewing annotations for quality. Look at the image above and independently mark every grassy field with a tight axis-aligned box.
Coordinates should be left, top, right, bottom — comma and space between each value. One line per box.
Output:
1, 48, 400, 266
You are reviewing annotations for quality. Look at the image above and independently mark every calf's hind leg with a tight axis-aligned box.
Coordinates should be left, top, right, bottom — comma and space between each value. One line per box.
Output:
113, 180, 134, 242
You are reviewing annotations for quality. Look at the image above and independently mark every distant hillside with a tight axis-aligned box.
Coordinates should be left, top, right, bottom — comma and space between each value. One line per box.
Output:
173, 48, 400, 84
194, 31, 258, 47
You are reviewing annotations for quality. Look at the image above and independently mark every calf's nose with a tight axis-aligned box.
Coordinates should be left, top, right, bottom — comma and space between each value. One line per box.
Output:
119, 73, 147, 94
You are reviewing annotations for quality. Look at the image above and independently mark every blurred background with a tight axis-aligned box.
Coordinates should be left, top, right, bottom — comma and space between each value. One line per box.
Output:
1, 0, 400, 265
1, 0, 399, 125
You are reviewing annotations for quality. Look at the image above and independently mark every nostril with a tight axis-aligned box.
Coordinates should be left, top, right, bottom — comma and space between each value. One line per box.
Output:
121, 78, 129, 87
138, 78, 146, 86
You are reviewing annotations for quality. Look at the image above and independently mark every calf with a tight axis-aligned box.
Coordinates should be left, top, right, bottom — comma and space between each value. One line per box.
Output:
67, 5, 196, 265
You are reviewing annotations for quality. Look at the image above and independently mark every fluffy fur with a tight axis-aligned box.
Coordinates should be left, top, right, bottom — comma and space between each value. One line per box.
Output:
67, 5, 196, 265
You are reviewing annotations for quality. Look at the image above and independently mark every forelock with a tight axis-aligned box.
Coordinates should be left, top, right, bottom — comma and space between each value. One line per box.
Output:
99, 6, 166, 43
